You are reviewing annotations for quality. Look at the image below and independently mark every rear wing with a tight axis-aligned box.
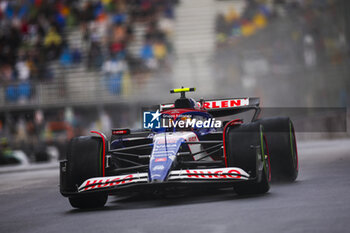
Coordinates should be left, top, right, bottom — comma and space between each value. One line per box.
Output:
160, 97, 261, 120
203, 97, 260, 119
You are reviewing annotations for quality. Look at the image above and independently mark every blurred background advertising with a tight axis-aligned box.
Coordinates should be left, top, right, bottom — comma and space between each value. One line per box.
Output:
0, 0, 349, 164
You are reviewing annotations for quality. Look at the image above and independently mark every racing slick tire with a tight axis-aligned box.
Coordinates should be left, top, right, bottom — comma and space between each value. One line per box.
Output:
225, 122, 270, 195
66, 136, 108, 209
257, 117, 298, 182
69, 193, 108, 209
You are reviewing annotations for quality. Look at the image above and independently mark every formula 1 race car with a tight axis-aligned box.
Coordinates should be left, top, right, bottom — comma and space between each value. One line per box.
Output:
60, 88, 298, 209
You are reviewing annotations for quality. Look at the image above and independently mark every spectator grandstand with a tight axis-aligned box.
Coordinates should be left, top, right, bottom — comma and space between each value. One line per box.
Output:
0, 0, 179, 162
0, 0, 178, 103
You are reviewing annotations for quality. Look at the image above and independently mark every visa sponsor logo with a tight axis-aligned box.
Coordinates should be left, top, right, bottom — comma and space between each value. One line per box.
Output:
152, 165, 165, 171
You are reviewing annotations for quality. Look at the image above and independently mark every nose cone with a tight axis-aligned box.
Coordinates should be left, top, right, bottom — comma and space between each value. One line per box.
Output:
149, 156, 173, 182
149, 133, 184, 182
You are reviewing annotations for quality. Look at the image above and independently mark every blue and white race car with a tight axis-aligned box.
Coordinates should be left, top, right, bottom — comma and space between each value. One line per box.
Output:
60, 88, 298, 209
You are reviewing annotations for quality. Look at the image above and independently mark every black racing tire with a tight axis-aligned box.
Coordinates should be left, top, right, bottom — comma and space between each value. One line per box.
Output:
226, 122, 270, 195
66, 136, 108, 209
69, 194, 108, 209
257, 117, 298, 182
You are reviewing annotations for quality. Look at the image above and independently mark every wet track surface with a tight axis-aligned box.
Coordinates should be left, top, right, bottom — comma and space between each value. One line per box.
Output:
1, 139, 350, 233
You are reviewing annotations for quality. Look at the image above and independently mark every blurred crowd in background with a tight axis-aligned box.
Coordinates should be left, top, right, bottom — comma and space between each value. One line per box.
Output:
216, 0, 348, 64
0, 0, 178, 102
0, 0, 178, 164
80, 0, 177, 95
0, 0, 349, 165
214, 0, 349, 107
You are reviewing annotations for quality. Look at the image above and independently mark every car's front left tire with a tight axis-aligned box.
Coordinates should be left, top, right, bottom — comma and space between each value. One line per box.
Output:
65, 136, 108, 209
69, 193, 108, 209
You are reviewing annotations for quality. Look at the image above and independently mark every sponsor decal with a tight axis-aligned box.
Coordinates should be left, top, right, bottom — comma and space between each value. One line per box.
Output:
152, 165, 165, 171
112, 129, 130, 135
80, 174, 134, 191
169, 168, 249, 180
202, 99, 249, 109
160, 98, 249, 112
160, 103, 175, 110
155, 137, 178, 144
185, 169, 241, 179
155, 157, 167, 162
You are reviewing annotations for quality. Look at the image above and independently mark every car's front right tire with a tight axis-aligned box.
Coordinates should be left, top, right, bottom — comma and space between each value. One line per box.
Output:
257, 117, 298, 182
225, 122, 270, 195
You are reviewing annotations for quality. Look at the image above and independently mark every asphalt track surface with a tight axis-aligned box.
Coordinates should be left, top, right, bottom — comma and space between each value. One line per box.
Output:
1, 139, 350, 233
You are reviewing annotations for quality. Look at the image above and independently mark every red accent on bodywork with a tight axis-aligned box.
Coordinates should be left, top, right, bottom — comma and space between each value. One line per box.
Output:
227, 169, 241, 179
185, 133, 200, 161
91, 131, 106, 177
112, 129, 130, 135
84, 179, 99, 191
186, 170, 199, 178
222, 119, 243, 167
185, 169, 241, 179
